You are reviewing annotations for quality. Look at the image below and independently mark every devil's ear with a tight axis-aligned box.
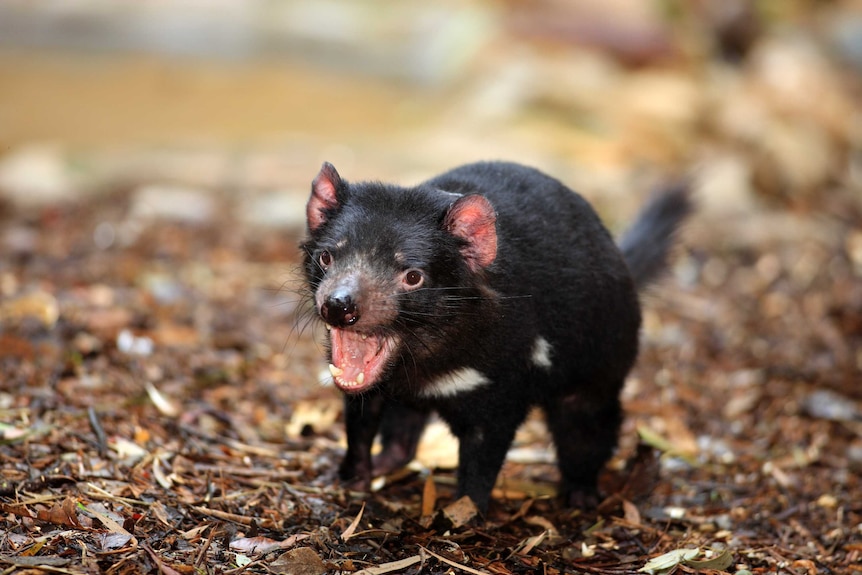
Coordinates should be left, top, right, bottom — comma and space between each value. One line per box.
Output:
307, 162, 343, 232
444, 195, 498, 271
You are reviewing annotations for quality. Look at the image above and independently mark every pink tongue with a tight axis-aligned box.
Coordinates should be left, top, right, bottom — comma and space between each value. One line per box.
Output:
331, 329, 379, 383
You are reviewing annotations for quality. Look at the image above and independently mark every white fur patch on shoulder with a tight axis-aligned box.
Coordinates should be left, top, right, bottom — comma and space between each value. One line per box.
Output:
531, 336, 553, 369
420, 367, 490, 398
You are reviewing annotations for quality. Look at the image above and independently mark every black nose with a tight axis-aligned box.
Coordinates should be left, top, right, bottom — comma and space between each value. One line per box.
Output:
320, 291, 360, 327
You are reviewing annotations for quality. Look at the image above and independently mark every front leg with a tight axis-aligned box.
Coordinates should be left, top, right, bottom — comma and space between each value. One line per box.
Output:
374, 398, 431, 476
339, 391, 385, 490
439, 397, 529, 513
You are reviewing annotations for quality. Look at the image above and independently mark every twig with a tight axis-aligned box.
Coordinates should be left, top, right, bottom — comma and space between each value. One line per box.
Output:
83, 482, 152, 508
87, 406, 108, 457
419, 546, 490, 575
354, 555, 422, 575
194, 523, 217, 568
191, 505, 274, 528
190, 463, 302, 480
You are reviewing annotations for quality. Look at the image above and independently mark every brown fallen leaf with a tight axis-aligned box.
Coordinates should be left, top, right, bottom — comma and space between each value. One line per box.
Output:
36, 497, 82, 528
432, 496, 479, 531
622, 499, 642, 525
229, 533, 309, 555
271, 546, 326, 575
340, 501, 365, 541
100, 531, 133, 551
421, 474, 437, 519
230, 536, 283, 555
515, 530, 547, 557
148, 500, 173, 528
685, 549, 735, 572
0, 503, 35, 519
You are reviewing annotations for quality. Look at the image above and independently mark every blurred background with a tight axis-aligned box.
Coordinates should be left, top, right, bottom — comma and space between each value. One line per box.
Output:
1, 0, 861, 392
1, 0, 859, 219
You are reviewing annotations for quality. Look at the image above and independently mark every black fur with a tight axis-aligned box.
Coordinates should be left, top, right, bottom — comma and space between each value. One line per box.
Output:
301, 161, 690, 512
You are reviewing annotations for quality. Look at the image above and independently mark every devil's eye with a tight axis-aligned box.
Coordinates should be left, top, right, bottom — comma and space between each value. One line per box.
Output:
404, 269, 423, 287
319, 250, 332, 268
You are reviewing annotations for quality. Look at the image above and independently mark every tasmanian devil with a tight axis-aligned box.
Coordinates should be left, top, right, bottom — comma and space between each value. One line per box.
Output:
301, 161, 690, 512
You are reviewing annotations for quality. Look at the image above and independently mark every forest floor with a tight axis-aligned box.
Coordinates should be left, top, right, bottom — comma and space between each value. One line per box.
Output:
1, 3, 862, 574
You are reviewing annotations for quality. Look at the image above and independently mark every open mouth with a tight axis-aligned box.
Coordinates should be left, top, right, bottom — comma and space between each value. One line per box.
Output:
327, 327, 397, 393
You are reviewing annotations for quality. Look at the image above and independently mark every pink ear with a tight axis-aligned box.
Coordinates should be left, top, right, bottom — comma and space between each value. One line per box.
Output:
444, 195, 497, 271
307, 162, 342, 231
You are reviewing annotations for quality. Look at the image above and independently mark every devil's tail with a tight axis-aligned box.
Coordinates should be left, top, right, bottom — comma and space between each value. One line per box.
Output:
618, 183, 692, 290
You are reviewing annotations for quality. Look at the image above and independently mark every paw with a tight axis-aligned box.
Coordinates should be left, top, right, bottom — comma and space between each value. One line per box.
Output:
373, 445, 413, 476
565, 487, 600, 509
338, 460, 372, 491
340, 476, 371, 492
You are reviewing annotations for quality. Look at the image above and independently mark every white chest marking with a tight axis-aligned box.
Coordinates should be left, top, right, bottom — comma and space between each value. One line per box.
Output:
420, 367, 490, 398
531, 336, 553, 369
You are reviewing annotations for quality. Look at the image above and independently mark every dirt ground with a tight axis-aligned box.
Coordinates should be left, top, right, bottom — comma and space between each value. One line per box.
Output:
1, 2, 862, 574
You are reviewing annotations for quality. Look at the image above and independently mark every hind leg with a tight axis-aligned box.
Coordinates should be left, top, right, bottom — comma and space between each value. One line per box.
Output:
374, 399, 431, 475
542, 387, 623, 507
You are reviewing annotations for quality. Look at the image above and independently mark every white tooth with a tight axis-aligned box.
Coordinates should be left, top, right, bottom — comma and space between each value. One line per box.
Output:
361, 334, 368, 340
325, 324, 332, 331
356, 373, 365, 385
329, 364, 344, 377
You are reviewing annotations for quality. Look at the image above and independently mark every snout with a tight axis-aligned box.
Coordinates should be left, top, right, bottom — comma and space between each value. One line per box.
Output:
320, 289, 360, 327
317, 275, 362, 328
315, 269, 399, 330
